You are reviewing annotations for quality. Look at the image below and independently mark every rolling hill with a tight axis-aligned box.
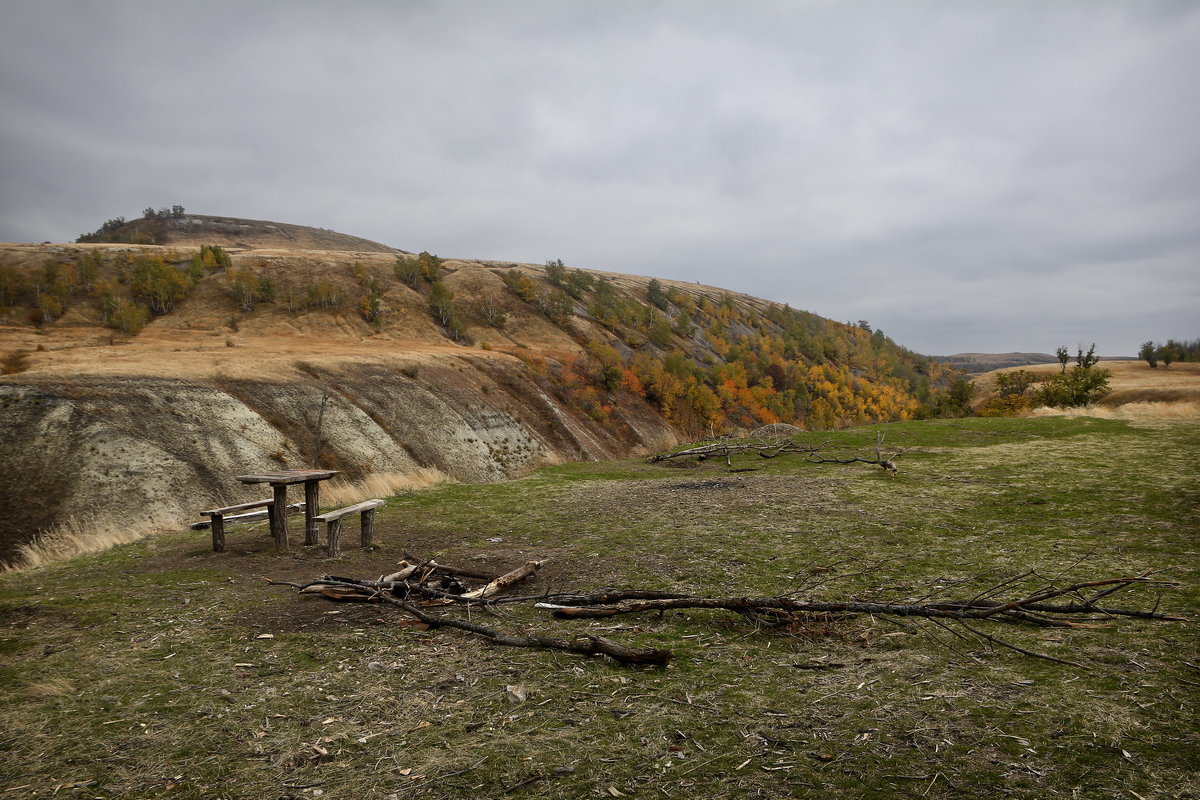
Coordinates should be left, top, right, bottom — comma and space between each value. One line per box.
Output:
0, 214, 958, 565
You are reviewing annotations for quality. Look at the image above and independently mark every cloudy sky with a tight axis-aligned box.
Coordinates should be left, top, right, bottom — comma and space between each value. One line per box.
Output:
1, 1, 1197, 355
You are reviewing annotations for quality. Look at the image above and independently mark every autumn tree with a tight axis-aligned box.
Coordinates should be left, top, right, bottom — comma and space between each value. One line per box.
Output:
545, 259, 567, 287
394, 256, 423, 288
1139, 341, 1158, 368
1075, 343, 1101, 370
1157, 341, 1179, 368
417, 251, 443, 282
1056, 346, 1070, 373
646, 278, 668, 310
429, 280, 467, 341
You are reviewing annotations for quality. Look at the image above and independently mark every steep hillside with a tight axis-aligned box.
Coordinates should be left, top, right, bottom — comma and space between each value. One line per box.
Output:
0, 232, 957, 565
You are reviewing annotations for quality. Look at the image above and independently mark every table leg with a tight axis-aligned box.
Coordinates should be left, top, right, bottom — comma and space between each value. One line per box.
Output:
304, 480, 320, 546
271, 483, 289, 552
211, 514, 225, 552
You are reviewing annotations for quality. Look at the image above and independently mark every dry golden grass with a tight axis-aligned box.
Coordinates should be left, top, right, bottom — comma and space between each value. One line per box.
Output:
321, 467, 449, 506
23, 677, 76, 699
1033, 400, 1200, 420
4, 512, 173, 572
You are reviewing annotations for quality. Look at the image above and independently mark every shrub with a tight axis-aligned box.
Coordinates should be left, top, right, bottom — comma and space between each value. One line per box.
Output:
1, 350, 31, 375
564, 269, 593, 299
502, 269, 540, 303
545, 259, 567, 287
646, 278, 668, 310
1034, 366, 1111, 407
130, 253, 193, 314
225, 267, 261, 312
305, 282, 342, 311
538, 289, 574, 327
107, 300, 151, 335
394, 256, 422, 288
429, 280, 468, 342
474, 296, 508, 329
359, 279, 384, 327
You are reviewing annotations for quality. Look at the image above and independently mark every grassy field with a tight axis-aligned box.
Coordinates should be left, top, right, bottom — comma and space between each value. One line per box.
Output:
1, 416, 1197, 799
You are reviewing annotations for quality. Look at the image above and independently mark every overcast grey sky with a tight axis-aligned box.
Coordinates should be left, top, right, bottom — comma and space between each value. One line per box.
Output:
1, 1, 1197, 355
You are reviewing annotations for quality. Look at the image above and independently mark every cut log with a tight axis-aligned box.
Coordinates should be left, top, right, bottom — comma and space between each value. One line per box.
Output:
461, 560, 547, 599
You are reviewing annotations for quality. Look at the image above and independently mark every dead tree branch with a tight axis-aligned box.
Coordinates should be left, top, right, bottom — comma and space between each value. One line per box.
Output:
272, 559, 1184, 669
649, 440, 828, 467
651, 431, 903, 475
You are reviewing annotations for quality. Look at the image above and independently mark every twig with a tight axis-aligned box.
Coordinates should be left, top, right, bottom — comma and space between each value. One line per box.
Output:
956, 620, 1086, 669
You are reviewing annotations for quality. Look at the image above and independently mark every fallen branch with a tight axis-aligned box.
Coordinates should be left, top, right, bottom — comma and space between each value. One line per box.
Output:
651, 431, 902, 475
273, 560, 1184, 669
337, 583, 671, 665
650, 440, 826, 467
802, 431, 903, 476
461, 560, 547, 599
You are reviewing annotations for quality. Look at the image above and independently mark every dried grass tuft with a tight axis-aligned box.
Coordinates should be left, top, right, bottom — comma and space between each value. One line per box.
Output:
3, 512, 174, 572
321, 468, 449, 507
1032, 400, 1200, 420
24, 677, 76, 699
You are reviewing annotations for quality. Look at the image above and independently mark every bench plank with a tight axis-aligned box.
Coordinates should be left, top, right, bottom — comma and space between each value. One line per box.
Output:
314, 499, 384, 523
191, 502, 305, 530
202, 499, 275, 516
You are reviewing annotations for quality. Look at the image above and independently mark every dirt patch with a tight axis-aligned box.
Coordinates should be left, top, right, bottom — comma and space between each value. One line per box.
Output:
665, 478, 747, 491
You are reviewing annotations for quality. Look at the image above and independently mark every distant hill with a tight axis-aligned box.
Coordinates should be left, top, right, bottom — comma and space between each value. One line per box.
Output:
76, 210, 402, 254
934, 352, 1138, 374
933, 352, 1059, 373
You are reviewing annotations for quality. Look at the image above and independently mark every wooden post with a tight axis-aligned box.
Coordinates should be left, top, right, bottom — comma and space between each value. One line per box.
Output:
211, 514, 225, 552
304, 480, 320, 546
271, 484, 289, 552
360, 508, 375, 549
327, 519, 342, 557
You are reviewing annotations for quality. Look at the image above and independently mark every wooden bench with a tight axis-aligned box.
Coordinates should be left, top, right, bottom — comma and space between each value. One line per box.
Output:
313, 499, 384, 557
196, 500, 304, 552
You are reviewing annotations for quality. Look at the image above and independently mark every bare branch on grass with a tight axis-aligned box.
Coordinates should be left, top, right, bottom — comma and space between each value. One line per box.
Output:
272, 557, 1184, 668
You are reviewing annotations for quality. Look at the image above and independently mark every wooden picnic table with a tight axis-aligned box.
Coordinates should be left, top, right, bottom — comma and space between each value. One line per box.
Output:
235, 469, 340, 552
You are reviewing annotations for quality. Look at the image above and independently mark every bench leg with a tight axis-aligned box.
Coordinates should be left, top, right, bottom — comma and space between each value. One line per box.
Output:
360, 509, 375, 549
327, 518, 342, 557
211, 514, 225, 552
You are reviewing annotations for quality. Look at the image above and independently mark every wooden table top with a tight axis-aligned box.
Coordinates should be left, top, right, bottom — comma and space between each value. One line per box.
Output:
235, 469, 340, 485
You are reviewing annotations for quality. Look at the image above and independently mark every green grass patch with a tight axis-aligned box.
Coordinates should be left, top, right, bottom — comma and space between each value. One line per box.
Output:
0, 416, 1197, 798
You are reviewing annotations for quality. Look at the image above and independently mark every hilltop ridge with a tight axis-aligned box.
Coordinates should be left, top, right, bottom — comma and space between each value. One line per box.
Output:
76, 210, 402, 254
